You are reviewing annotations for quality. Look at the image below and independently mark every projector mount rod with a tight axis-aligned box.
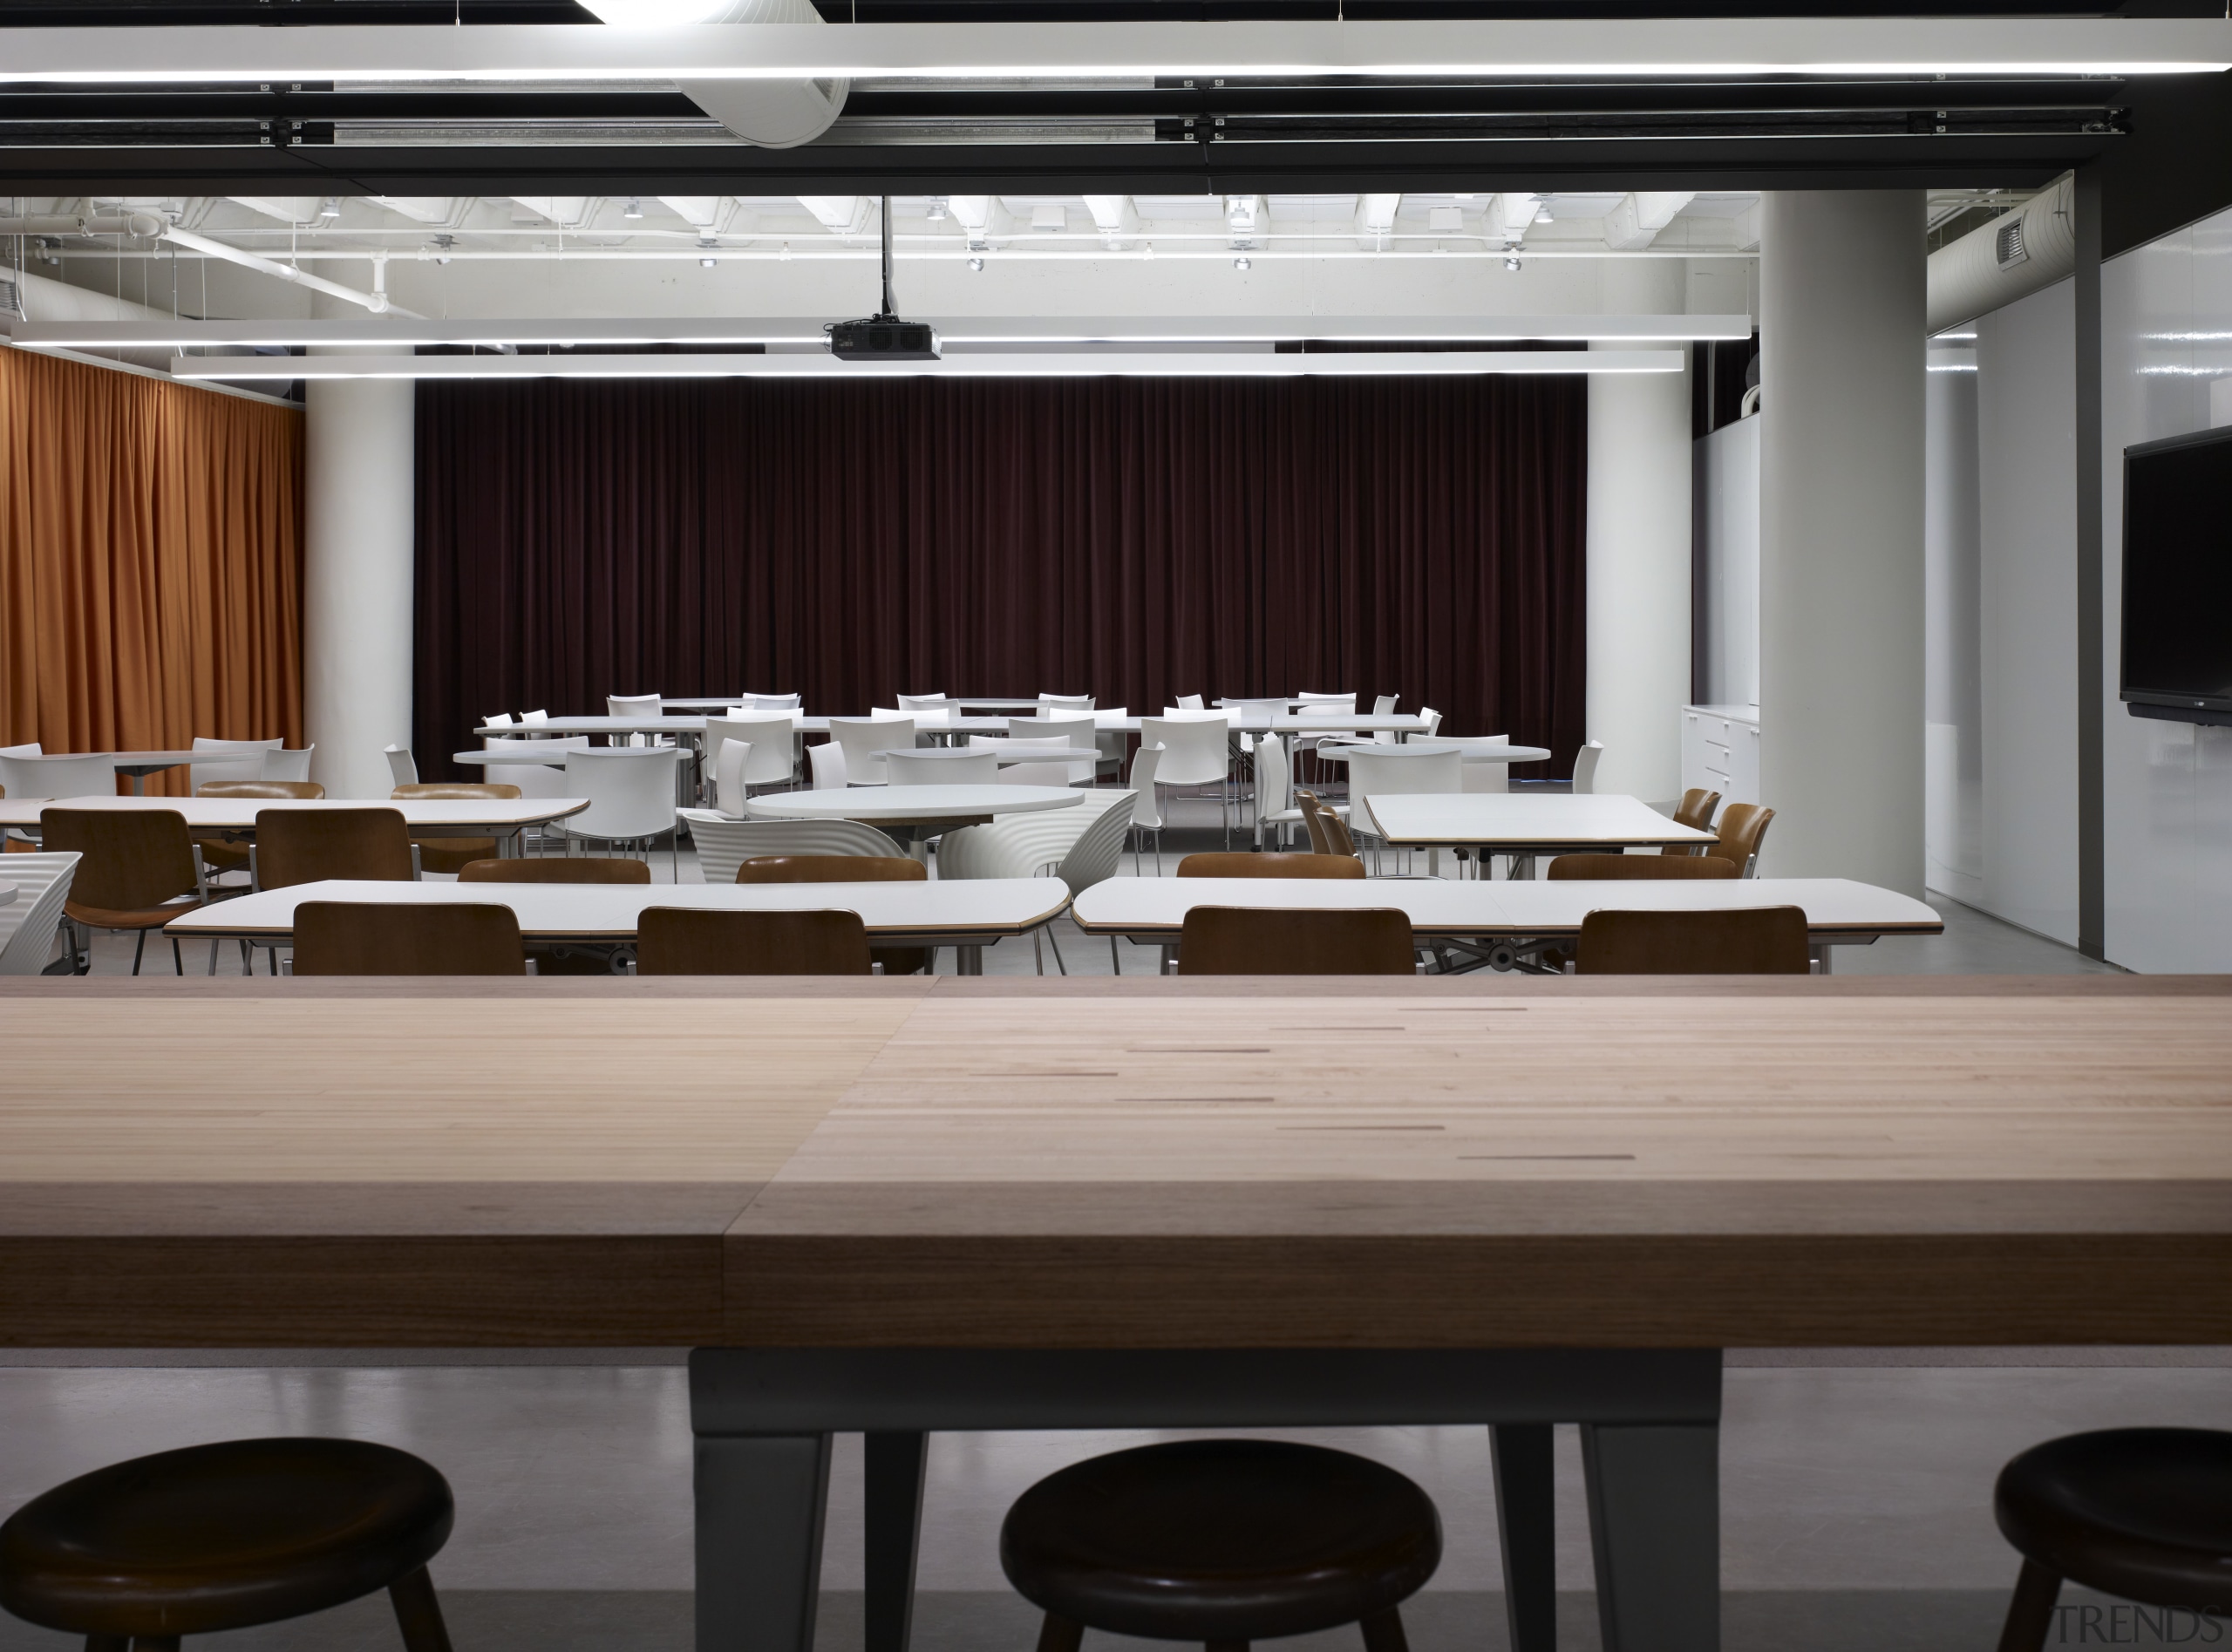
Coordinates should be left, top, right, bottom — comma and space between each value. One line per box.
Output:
879, 194, 897, 322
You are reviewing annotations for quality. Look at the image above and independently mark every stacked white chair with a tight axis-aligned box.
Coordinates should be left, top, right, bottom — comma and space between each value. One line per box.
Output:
1139, 715, 1235, 846
561, 746, 681, 879
828, 715, 917, 785
190, 736, 282, 791
936, 791, 1136, 973
1342, 745, 1462, 875
0, 851, 80, 975
678, 811, 907, 885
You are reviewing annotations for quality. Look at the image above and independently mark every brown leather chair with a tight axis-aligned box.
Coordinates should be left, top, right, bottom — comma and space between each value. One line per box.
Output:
391, 783, 521, 875
1293, 791, 1363, 860
735, 853, 930, 976
1547, 853, 1739, 880
292, 901, 527, 976
1178, 907, 1415, 976
194, 780, 325, 880
1701, 803, 1774, 876
457, 857, 650, 885
255, 807, 415, 889
0, 1438, 456, 1652
1574, 906, 1811, 975
39, 807, 207, 976
1659, 787, 1721, 856
1176, 853, 1366, 880
634, 907, 873, 976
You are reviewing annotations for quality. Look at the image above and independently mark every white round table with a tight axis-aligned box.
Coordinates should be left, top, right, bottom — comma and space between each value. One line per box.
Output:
1317, 741, 1554, 763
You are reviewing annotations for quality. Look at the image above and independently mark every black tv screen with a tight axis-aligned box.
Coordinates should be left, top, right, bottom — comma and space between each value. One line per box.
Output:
2122, 425, 2232, 724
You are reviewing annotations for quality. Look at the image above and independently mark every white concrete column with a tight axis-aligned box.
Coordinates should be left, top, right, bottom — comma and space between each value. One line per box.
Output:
1585, 260, 1692, 802
1759, 191, 1926, 893
303, 347, 414, 800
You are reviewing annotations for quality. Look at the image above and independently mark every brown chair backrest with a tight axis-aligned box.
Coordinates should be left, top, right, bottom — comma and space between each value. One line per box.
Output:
255, 807, 415, 889
292, 901, 527, 976
1702, 803, 1774, 874
38, 808, 197, 911
1671, 787, 1720, 832
1548, 853, 1739, 881
1292, 790, 1360, 858
458, 856, 650, 884
735, 855, 926, 884
391, 783, 524, 801
635, 908, 873, 976
1176, 852, 1366, 880
197, 780, 326, 800
1177, 906, 1415, 976
1574, 906, 1812, 976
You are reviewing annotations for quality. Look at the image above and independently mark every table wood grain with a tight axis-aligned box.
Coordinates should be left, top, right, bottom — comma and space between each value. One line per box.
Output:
3, 976, 2229, 1349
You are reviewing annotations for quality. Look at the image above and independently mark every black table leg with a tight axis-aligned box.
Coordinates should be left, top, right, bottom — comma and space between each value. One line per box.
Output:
1493, 1423, 1558, 1652
865, 1431, 928, 1652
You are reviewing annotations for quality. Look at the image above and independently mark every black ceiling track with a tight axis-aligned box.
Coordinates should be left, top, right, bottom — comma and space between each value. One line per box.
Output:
0, 0, 2222, 19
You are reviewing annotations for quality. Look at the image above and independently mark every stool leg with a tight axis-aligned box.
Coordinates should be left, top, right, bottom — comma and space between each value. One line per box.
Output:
388, 1565, 454, 1652
1492, 1423, 1558, 1652
127, 1640, 179, 1652
1036, 1615, 1085, 1652
85, 1636, 127, 1652
1994, 1559, 2063, 1652
1359, 1608, 1409, 1652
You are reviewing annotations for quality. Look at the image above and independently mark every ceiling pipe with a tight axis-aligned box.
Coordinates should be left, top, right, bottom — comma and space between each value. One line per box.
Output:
1925, 173, 2073, 336
120, 211, 425, 318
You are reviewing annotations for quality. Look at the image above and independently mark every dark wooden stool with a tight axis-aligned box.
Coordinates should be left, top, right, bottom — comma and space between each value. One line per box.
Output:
1994, 1427, 2232, 1652
0, 1438, 455, 1652
1000, 1438, 1441, 1652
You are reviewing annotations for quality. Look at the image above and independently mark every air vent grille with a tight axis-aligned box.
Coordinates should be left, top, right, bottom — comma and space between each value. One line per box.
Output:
1995, 217, 2029, 270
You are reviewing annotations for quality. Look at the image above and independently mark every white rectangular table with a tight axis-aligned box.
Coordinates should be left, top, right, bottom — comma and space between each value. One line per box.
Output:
476, 714, 1437, 739
0, 795, 587, 848
1069, 875, 1942, 971
1363, 793, 1717, 873
165, 877, 1072, 973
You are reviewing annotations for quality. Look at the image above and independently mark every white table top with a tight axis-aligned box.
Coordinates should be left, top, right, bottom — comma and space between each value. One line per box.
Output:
164, 877, 1072, 942
877, 746, 1092, 765
0, 795, 589, 832
479, 713, 1436, 738
1363, 793, 1718, 849
24, 749, 201, 772
1070, 876, 1942, 941
744, 785, 1083, 824
1317, 741, 1555, 764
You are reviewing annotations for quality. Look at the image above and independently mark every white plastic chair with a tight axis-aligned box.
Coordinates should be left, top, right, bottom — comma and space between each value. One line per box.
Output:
609, 693, 663, 718
937, 791, 1134, 973
1572, 740, 1604, 795
897, 693, 949, 712
261, 745, 314, 784
714, 740, 752, 815
384, 744, 419, 788
1343, 745, 1462, 875
1253, 731, 1308, 850
519, 709, 549, 726
808, 743, 848, 790
1460, 736, 1511, 796
976, 735, 1072, 787
561, 746, 681, 878
0, 851, 79, 975
1371, 693, 1401, 743
1419, 707, 1445, 738
705, 713, 797, 797
1126, 744, 1166, 874
745, 693, 802, 710
1038, 693, 1094, 713
828, 715, 917, 786
1139, 716, 1235, 846
482, 738, 584, 835
191, 737, 281, 792
0, 752, 118, 805
678, 810, 905, 884
485, 712, 514, 731
1005, 716, 1096, 785
887, 749, 999, 786
1174, 694, 1205, 711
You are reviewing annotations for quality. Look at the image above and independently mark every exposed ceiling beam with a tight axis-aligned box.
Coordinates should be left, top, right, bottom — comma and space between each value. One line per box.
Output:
0, 17, 2224, 83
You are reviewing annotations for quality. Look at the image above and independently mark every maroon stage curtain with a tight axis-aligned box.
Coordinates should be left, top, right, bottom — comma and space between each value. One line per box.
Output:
413, 374, 1586, 780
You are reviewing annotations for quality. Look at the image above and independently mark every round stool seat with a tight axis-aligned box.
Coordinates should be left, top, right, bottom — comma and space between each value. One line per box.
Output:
1997, 1428, 2232, 1609
1000, 1439, 1441, 1643
0, 1438, 454, 1640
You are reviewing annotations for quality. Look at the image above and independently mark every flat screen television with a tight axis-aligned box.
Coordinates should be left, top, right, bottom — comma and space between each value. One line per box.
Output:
2122, 425, 2232, 727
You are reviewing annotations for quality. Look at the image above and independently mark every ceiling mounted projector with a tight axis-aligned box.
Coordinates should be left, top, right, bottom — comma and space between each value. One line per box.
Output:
828, 196, 941, 362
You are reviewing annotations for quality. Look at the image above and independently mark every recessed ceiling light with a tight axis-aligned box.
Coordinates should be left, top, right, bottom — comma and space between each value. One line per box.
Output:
1506, 256, 1522, 271
700, 255, 718, 268
1233, 255, 1251, 271
968, 256, 984, 272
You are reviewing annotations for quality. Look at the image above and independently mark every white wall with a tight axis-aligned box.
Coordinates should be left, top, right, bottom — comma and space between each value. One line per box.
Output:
2099, 209, 2232, 971
1696, 413, 1759, 708
1973, 279, 2080, 944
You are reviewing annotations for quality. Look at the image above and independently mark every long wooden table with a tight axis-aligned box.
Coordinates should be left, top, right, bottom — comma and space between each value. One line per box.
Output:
6, 976, 2232, 1652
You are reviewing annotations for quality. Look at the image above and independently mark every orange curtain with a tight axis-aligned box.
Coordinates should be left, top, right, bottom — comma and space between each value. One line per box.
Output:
0, 347, 303, 796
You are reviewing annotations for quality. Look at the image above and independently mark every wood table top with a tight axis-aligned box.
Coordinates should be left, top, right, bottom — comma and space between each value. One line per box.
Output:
4, 976, 2229, 1349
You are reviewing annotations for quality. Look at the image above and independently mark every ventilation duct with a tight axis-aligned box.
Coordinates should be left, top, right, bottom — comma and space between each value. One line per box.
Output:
577, 0, 847, 148
1925, 174, 2074, 335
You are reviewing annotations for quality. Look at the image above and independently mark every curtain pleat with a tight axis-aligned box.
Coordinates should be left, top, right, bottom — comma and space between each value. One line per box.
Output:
414, 373, 1585, 781
0, 350, 304, 795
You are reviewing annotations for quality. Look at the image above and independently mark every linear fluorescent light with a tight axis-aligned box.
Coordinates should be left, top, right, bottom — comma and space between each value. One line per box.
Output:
172, 350, 1684, 381
16, 315, 1752, 352
0, 18, 2223, 82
